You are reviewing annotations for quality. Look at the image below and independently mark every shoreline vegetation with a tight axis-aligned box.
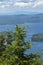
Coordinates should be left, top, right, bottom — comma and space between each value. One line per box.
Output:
31, 34, 43, 42
0, 25, 43, 65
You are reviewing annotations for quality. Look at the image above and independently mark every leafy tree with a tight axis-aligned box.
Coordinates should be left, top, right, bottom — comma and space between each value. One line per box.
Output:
0, 33, 5, 56
0, 25, 43, 65
5, 31, 13, 45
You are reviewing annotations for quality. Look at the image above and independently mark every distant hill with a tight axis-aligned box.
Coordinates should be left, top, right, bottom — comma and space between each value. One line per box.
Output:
0, 13, 43, 24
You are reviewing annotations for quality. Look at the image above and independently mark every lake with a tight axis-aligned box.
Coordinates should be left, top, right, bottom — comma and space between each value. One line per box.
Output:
0, 23, 43, 54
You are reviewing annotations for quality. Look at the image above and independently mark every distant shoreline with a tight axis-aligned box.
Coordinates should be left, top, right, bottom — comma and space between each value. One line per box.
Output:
31, 34, 43, 42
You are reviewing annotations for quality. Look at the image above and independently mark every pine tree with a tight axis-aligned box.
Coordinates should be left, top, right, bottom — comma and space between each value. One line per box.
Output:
0, 33, 5, 56
0, 25, 43, 65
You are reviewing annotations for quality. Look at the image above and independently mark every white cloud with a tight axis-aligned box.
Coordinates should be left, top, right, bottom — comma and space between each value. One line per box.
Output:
14, 2, 32, 7
33, 0, 43, 8
0, 0, 43, 10
0, 1, 33, 9
0, 1, 13, 9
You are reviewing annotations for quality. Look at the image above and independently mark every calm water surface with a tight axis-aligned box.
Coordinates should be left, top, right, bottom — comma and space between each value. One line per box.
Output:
0, 23, 43, 53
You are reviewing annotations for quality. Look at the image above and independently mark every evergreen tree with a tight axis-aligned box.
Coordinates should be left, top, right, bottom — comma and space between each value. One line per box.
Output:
0, 25, 43, 65
6, 31, 13, 45
0, 33, 5, 56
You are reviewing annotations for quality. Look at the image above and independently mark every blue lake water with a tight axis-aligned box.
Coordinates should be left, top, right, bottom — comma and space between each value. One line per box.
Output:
0, 23, 43, 54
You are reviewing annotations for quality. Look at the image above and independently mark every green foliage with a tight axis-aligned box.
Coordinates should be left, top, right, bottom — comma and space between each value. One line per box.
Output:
0, 25, 43, 65
0, 33, 5, 56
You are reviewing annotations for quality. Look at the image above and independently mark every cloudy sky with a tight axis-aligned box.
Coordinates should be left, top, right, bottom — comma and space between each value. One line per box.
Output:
0, 0, 43, 14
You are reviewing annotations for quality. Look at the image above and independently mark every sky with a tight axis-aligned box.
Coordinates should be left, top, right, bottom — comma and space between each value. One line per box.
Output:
0, 0, 43, 14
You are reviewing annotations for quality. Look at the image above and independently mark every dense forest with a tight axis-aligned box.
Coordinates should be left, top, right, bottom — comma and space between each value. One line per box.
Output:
0, 25, 43, 65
